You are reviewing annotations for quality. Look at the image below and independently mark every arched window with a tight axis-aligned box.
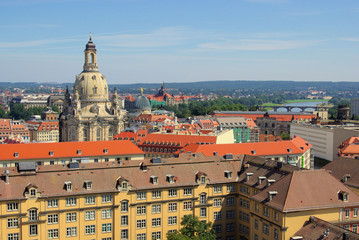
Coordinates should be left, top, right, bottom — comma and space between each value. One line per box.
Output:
90, 53, 95, 64
83, 129, 88, 141
108, 128, 113, 140
121, 200, 129, 212
29, 208, 38, 221
200, 193, 207, 204
96, 128, 101, 141
93, 86, 98, 95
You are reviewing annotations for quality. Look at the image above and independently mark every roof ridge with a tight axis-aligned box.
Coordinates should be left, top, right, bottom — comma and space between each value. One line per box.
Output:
282, 171, 295, 212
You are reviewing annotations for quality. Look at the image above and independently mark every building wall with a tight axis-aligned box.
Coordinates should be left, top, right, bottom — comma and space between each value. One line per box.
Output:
351, 99, 359, 117
216, 129, 235, 144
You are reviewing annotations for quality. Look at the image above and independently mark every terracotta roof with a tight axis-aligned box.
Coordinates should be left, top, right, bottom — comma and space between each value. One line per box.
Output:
177, 136, 311, 156
323, 157, 359, 189
251, 169, 359, 212
292, 216, 359, 240
139, 133, 217, 147
0, 140, 144, 161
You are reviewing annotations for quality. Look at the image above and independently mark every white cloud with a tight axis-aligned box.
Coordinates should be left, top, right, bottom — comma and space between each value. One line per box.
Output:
341, 38, 359, 42
198, 39, 314, 51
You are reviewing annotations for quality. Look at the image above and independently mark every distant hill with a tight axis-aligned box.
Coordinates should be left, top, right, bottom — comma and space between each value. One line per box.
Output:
1, 80, 359, 92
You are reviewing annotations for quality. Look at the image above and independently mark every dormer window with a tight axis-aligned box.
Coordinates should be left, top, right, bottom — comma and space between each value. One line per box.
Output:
117, 177, 131, 191
251, 150, 256, 155
167, 174, 175, 183
201, 176, 206, 183
49, 151, 54, 156
30, 189, 36, 197
246, 172, 253, 181
84, 180, 92, 190
267, 179, 276, 187
139, 162, 147, 171
150, 176, 158, 185
287, 148, 292, 153
338, 191, 349, 202
103, 148, 108, 154
14, 152, 19, 158
258, 176, 266, 185
77, 150, 82, 155
224, 170, 232, 179
122, 182, 127, 190
64, 181, 72, 191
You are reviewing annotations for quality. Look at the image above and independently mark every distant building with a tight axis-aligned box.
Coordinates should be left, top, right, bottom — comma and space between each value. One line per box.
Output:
351, 98, 359, 118
47, 95, 65, 112
26, 121, 59, 143
178, 135, 313, 169
216, 116, 259, 143
338, 104, 351, 120
337, 137, 359, 158
59, 37, 125, 142
0, 119, 30, 143
291, 122, 359, 161
147, 82, 188, 106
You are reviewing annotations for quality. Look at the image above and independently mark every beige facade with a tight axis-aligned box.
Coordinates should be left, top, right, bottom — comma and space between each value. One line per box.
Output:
60, 37, 125, 142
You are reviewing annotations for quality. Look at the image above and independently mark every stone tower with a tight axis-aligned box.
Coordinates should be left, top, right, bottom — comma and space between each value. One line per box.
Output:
59, 37, 125, 142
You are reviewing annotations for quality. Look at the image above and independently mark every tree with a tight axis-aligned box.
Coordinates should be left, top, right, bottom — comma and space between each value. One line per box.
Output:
281, 132, 290, 140
167, 215, 216, 240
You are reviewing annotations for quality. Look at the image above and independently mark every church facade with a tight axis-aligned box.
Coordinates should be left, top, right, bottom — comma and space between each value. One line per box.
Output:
59, 37, 125, 142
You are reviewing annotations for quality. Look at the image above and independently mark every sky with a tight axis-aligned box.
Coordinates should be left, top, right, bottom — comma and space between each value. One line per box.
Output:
0, 0, 358, 84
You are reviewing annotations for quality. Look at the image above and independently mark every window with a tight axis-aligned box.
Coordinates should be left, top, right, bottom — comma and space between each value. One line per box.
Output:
85, 225, 95, 235
85, 196, 96, 205
102, 209, 111, 219
263, 223, 269, 235
30, 189, 36, 197
227, 184, 235, 192
152, 231, 161, 240
137, 205, 146, 215
183, 201, 193, 210
168, 216, 177, 225
48, 229, 59, 239
239, 198, 250, 209
152, 204, 161, 214
48, 199, 58, 208
65, 181, 72, 191
274, 211, 279, 221
121, 200, 129, 212
226, 223, 235, 232
85, 211, 95, 220
152, 190, 161, 199
214, 211, 222, 220
226, 197, 235, 206
353, 224, 358, 233
47, 214, 59, 224
200, 207, 207, 218
183, 188, 193, 196
200, 176, 206, 183
29, 209, 38, 221
121, 216, 128, 226
213, 224, 222, 233
137, 219, 146, 229
274, 228, 279, 240
344, 225, 350, 230
137, 192, 146, 200
354, 208, 359, 218
102, 223, 112, 233
66, 227, 77, 237
226, 210, 235, 219
214, 199, 222, 207
254, 219, 259, 230
263, 207, 270, 217
214, 185, 222, 193
168, 203, 177, 212
168, 189, 177, 197
7, 233, 19, 240
152, 218, 161, 227
137, 233, 146, 240
66, 212, 77, 222
239, 211, 250, 223
29, 224, 38, 236
200, 193, 207, 204
345, 209, 350, 219
66, 197, 77, 206
255, 203, 259, 212
7, 202, 18, 211
7, 218, 19, 228
102, 195, 112, 203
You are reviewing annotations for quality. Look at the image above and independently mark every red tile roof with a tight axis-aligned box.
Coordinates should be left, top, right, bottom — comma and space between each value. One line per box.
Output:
213, 112, 316, 122
177, 136, 311, 156
139, 133, 217, 147
0, 140, 144, 161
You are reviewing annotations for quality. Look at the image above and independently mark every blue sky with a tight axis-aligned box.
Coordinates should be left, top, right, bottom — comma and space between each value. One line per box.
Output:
0, 0, 358, 84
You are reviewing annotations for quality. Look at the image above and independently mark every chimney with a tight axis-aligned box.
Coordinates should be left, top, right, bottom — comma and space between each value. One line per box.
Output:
268, 191, 278, 201
267, 179, 276, 187
4, 170, 10, 184
246, 172, 253, 181
258, 176, 266, 185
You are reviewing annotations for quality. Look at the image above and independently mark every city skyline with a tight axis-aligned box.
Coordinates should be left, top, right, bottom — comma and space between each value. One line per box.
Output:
0, 0, 358, 84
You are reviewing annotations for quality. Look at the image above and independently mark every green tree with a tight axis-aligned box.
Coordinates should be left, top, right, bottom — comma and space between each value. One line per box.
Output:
0, 107, 7, 118
167, 215, 216, 240
281, 132, 290, 140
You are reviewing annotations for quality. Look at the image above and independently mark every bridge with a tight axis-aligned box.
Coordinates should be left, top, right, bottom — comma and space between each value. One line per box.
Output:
261, 105, 330, 112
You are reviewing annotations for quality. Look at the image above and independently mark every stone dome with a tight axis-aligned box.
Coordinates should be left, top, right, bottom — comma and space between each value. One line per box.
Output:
74, 72, 108, 101
134, 94, 151, 110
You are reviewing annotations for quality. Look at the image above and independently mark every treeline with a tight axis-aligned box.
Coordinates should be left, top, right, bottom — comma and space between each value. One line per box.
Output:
0, 104, 59, 121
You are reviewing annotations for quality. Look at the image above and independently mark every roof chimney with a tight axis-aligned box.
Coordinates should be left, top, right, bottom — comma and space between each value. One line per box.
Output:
4, 170, 10, 184
246, 172, 253, 181
267, 179, 276, 187
258, 176, 266, 185
268, 191, 278, 201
